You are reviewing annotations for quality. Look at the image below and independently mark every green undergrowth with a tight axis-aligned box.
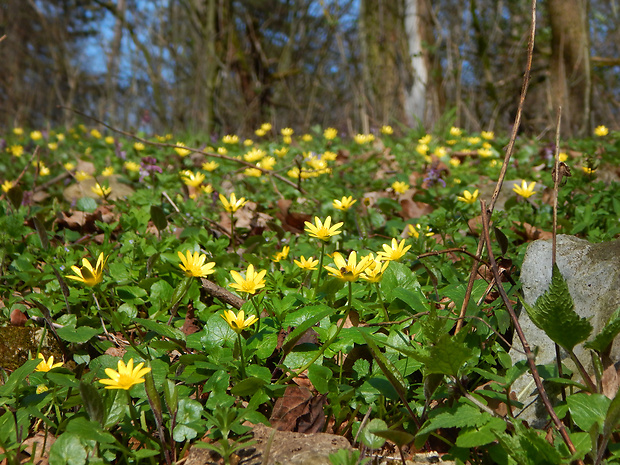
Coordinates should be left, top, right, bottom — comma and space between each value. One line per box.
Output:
0, 123, 619, 464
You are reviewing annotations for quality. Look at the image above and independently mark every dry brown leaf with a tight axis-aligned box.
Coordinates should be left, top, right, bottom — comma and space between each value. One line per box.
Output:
269, 385, 326, 433
400, 199, 434, 220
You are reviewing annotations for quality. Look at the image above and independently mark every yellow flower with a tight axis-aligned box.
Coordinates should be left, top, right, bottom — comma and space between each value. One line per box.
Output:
90, 129, 102, 139
449, 127, 462, 137
124, 161, 140, 172
467, 136, 481, 145
92, 183, 111, 197
559, 152, 568, 162
202, 161, 219, 172
105, 136, 115, 144
354, 134, 369, 144
9, 145, 24, 157
56, 133, 65, 142
36, 385, 49, 394
283, 135, 292, 144
272, 246, 290, 262
362, 254, 390, 283
181, 170, 206, 187
133, 142, 145, 151
35, 354, 63, 372
449, 157, 461, 167
217, 147, 228, 155
481, 131, 494, 140
281, 127, 294, 136
416, 144, 429, 155
2, 180, 14, 193
244, 168, 262, 177
301, 134, 313, 142
102, 166, 114, 177
582, 166, 597, 174
322, 151, 337, 161
512, 180, 537, 198
13, 127, 24, 136
220, 192, 247, 212
229, 264, 267, 295
255, 128, 267, 137
244, 139, 254, 146
419, 134, 432, 145
257, 156, 276, 171
221, 309, 258, 335
261, 122, 272, 131
408, 223, 433, 239
30, 130, 43, 141
99, 358, 151, 390
174, 142, 191, 157
78, 124, 87, 132
457, 189, 479, 204
380, 125, 394, 135
377, 238, 411, 262
447, 139, 457, 145
67, 252, 107, 286
222, 134, 239, 144
294, 255, 319, 270
434, 146, 447, 157
245, 148, 266, 162
36, 162, 50, 176
201, 184, 213, 194
391, 181, 409, 194
304, 216, 343, 241
333, 196, 357, 211
274, 147, 288, 157
324, 127, 338, 140
47, 142, 58, 151
594, 125, 609, 137
324, 251, 372, 282
477, 148, 493, 158
75, 171, 92, 181
178, 250, 215, 277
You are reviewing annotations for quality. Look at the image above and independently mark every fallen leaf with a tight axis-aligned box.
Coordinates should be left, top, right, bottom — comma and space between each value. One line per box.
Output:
269, 385, 326, 433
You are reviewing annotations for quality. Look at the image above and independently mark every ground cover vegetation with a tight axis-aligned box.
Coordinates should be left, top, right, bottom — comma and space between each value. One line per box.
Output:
1, 121, 620, 464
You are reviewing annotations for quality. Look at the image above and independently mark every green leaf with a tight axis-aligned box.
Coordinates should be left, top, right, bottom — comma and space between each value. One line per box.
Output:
172, 398, 204, 442
79, 381, 104, 425
308, 364, 332, 395
76, 197, 97, 213
524, 264, 592, 351
567, 392, 609, 434
360, 331, 408, 400
282, 304, 337, 354
417, 403, 484, 437
380, 261, 421, 299
135, 318, 186, 342
65, 417, 115, 444
456, 417, 507, 448
360, 418, 387, 449
411, 332, 475, 377
585, 307, 620, 353
49, 432, 87, 465
230, 377, 267, 396
371, 429, 414, 447
56, 325, 100, 343
150, 205, 168, 232
164, 379, 179, 417
0, 359, 40, 397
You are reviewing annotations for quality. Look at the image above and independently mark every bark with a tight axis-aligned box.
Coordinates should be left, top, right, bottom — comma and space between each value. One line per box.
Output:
103, 0, 126, 124
548, 0, 591, 137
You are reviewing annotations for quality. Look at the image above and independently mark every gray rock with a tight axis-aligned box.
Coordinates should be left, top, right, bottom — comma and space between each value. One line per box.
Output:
510, 235, 620, 425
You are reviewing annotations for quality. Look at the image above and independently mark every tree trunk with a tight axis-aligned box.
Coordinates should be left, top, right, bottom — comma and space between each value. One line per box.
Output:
548, 0, 591, 137
104, 0, 126, 124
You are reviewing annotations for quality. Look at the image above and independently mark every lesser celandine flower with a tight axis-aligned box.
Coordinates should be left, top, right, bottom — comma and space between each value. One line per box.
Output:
322, 151, 337, 161
99, 358, 151, 390
324, 127, 338, 140
481, 131, 494, 140
377, 238, 411, 262
333, 196, 357, 211
261, 122, 272, 131
281, 127, 294, 137
178, 250, 215, 278
90, 129, 102, 139
255, 128, 267, 137
304, 216, 343, 241
582, 166, 597, 174
513, 180, 537, 198
391, 181, 409, 194
133, 142, 145, 151
222, 134, 239, 144
467, 136, 481, 145
201, 184, 214, 194
124, 161, 140, 172
419, 134, 432, 144
35, 354, 63, 372
362, 255, 389, 283
559, 152, 568, 162
449, 157, 461, 167
294, 256, 319, 270
30, 130, 43, 141
594, 125, 609, 137
105, 136, 115, 144
245, 148, 265, 162
324, 251, 372, 282
181, 170, 205, 187
92, 183, 111, 197
229, 264, 267, 295
220, 193, 247, 213
478, 148, 493, 157
67, 252, 108, 286
221, 309, 258, 334
301, 134, 313, 142
2, 180, 14, 193
9, 145, 24, 157
274, 147, 288, 157
416, 144, 429, 155
48, 142, 58, 151
13, 127, 24, 136
354, 134, 372, 144
217, 147, 228, 155
258, 156, 276, 171
408, 223, 433, 239
244, 167, 262, 177
457, 189, 479, 204
380, 125, 394, 135
272, 246, 290, 262
35, 162, 50, 176
434, 146, 447, 157
174, 142, 191, 157
202, 161, 219, 172
75, 170, 92, 181
102, 166, 114, 177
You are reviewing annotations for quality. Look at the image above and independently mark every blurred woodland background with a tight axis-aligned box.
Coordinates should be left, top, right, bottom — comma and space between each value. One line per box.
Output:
1, 0, 619, 138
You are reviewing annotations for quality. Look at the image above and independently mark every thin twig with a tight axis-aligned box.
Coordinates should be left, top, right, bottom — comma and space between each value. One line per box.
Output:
60, 106, 307, 194
456, 0, 538, 333
480, 200, 581, 461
